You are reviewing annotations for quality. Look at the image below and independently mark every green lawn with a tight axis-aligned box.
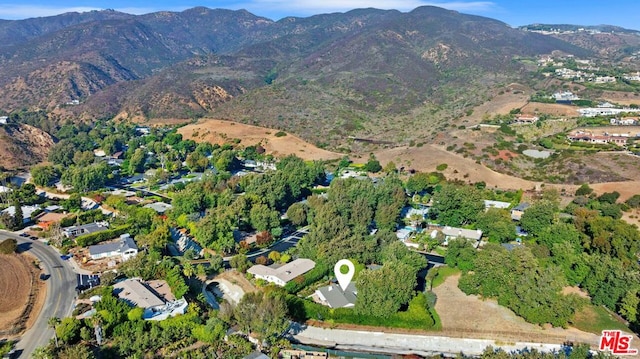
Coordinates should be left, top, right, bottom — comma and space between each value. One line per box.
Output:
571, 304, 630, 334
429, 266, 460, 289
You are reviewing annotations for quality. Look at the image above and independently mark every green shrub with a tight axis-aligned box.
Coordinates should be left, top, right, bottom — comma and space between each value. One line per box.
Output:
436, 163, 448, 171
274, 131, 287, 137
0, 238, 17, 254
284, 262, 329, 294
75, 225, 132, 247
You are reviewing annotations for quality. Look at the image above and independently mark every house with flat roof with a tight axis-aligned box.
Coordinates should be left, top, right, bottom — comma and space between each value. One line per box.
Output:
63, 221, 109, 238
113, 278, 188, 321
483, 200, 511, 210
315, 282, 357, 308
144, 202, 173, 214
280, 349, 328, 359
442, 226, 482, 241
247, 258, 316, 287
511, 203, 530, 221
89, 234, 138, 261
1, 205, 41, 224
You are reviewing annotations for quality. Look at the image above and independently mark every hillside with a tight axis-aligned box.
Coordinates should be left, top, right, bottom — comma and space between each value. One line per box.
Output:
0, 6, 597, 165
0, 123, 55, 170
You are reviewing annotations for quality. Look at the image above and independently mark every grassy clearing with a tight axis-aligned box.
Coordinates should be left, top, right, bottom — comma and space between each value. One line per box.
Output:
570, 304, 629, 334
429, 266, 460, 289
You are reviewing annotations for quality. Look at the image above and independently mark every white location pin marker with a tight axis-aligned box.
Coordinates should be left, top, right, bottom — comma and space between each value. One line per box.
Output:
334, 259, 355, 291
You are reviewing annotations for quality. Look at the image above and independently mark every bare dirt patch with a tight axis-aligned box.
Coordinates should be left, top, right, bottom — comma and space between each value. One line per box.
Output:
0, 253, 41, 337
433, 274, 600, 345
214, 270, 257, 295
601, 90, 640, 106
375, 145, 538, 191
462, 86, 531, 124
520, 102, 579, 117
178, 119, 342, 161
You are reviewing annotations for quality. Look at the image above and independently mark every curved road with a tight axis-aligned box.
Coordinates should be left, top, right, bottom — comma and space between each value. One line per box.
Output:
0, 230, 77, 358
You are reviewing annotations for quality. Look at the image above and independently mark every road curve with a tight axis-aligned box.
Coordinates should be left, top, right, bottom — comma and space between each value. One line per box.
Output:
0, 230, 77, 358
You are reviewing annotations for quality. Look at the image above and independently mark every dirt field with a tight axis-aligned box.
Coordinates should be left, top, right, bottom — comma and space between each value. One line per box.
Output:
375, 145, 538, 191
433, 274, 600, 345
520, 102, 580, 117
462, 86, 531, 124
215, 270, 257, 294
601, 90, 640, 106
0, 254, 38, 336
178, 119, 342, 161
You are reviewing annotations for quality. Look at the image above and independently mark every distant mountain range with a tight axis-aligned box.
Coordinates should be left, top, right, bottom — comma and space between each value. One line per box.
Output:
1, 6, 634, 164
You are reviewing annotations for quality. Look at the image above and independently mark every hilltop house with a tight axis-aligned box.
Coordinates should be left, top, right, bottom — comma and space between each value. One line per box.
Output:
113, 278, 188, 321
1, 205, 41, 224
88, 234, 138, 261
247, 258, 316, 287
63, 221, 109, 238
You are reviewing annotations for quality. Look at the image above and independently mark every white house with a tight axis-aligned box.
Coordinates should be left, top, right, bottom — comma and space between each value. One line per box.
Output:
247, 258, 316, 287
88, 234, 138, 261
483, 200, 511, 210
441, 226, 483, 242
0, 116, 7, 125
113, 278, 188, 321
1, 205, 41, 224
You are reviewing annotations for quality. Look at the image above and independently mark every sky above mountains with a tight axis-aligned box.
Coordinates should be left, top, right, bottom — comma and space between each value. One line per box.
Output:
1, 0, 638, 30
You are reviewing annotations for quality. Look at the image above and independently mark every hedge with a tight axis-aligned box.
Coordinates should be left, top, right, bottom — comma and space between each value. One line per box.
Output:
76, 225, 132, 247
0, 238, 17, 254
286, 292, 437, 330
284, 262, 329, 294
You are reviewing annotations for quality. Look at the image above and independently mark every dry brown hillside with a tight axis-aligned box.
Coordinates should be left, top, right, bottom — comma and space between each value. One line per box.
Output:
0, 123, 55, 170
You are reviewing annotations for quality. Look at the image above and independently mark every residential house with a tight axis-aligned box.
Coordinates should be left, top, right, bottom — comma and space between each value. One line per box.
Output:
593, 76, 616, 84
511, 203, 530, 221
169, 228, 203, 257
0, 116, 7, 125
396, 227, 413, 241
144, 202, 173, 214
113, 278, 188, 321
315, 282, 357, 308
247, 258, 316, 287
1, 205, 41, 224
553, 91, 579, 103
280, 349, 328, 359
514, 115, 539, 124
88, 234, 138, 261
63, 221, 109, 238
35, 212, 68, 230
243, 352, 270, 359
441, 226, 483, 242
483, 200, 511, 210
610, 118, 637, 126
402, 206, 430, 219
578, 107, 640, 117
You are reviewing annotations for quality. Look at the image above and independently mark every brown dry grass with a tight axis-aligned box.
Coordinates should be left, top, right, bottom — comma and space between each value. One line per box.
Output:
520, 102, 579, 117
433, 274, 600, 345
178, 119, 342, 161
601, 90, 640, 106
375, 145, 537, 191
0, 254, 35, 333
215, 270, 258, 294
462, 87, 531, 124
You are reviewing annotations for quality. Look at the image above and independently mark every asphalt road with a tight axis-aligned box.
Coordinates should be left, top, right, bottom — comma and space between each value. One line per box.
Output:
0, 230, 77, 358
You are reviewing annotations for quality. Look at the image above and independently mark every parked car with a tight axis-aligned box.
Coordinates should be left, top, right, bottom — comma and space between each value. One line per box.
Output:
19, 233, 28, 237
30, 236, 38, 241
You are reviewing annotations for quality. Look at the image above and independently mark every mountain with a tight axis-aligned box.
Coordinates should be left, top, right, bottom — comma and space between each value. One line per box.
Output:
0, 6, 593, 151
520, 24, 640, 58
0, 122, 55, 170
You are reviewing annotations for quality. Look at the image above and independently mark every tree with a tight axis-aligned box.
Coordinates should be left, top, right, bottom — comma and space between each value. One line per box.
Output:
355, 262, 417, 317
444, 238, 476, 271
286, 202, 308, 226
249, 203, 280, 232
234, 292, 289, 341
476, 209, 516, 243
625, 194, 640, 208
230, 254, 251, 273
597, 191, 620, 204
57, 344, 95, 359
364, 155, 382, 173
519, 200, 557, 237
575, 184, 593, 196
48, 316, 61, 348
430, 184, 484, 226
129, 148, 146, 174
12, 199, 23, 230
383, 161, 397, 174
208, 254, 224, 274
31, 165, 57, 187
56, 317, 82, 344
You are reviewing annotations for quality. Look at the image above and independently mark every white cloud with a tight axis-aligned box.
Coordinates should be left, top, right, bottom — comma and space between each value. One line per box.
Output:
230, 0, 497, 16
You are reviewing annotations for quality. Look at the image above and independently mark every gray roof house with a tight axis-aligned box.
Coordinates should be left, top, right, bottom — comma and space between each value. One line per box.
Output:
89, 234, 138, 261
247, 258, 316, 287
442, 226, 483, 241
144, 202, 173, 214
511, 203, 531, 221
63, 221, 109, 238
315, 282, 357, 308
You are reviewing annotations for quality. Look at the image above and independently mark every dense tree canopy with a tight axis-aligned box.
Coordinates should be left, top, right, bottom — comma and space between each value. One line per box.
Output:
430, 184, 484, 226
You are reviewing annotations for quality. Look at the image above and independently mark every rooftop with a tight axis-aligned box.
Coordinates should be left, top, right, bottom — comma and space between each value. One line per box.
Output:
88, 234, 138, 256
144, 202, 173, 214
113, 278, 165, 309
248, 258, 316, 284
442, 226, 482, 241
316, 282, 357, 308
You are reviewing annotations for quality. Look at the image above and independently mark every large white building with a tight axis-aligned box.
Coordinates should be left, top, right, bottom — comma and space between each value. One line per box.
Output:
88, 234, 138, 261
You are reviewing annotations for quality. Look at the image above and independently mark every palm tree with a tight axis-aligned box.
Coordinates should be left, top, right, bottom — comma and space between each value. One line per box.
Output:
47, 316, 60, 348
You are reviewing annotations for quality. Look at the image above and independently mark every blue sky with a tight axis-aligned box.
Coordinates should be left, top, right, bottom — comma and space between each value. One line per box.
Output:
1, 1, 639, 30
